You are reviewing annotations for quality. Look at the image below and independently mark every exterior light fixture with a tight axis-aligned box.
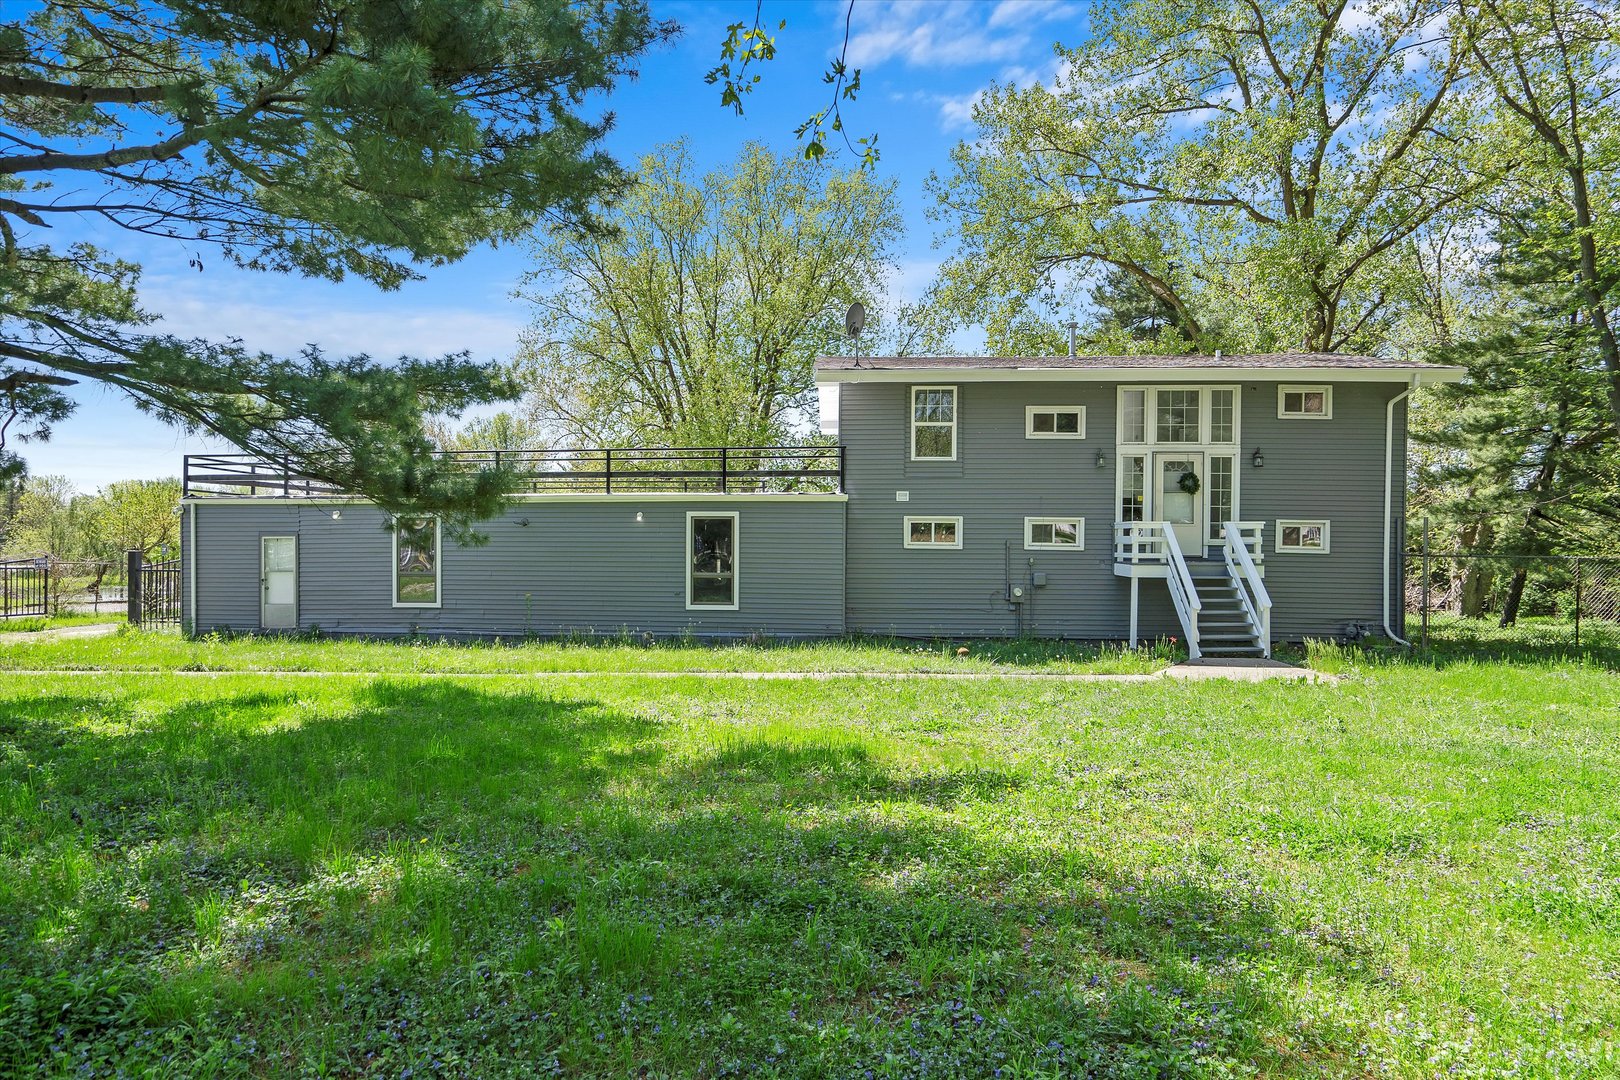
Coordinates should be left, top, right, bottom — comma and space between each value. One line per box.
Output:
1095, 450, 1107, 469
635, 511, 644, 522
517, 517, 530, 527
1251, 447, 1264, 468
330, 509, 341, 520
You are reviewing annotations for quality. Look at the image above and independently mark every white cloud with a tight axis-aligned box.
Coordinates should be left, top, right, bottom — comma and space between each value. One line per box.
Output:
845, 0, 1082, 70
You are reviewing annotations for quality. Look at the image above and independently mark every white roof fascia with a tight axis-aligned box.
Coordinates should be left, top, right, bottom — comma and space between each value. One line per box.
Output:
815, 366, 1465, 385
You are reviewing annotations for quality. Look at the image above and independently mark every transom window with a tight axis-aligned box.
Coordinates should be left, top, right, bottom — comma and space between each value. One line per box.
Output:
1279, 385, 1331, 419
393, 517, 441, 607
910, 386, 957, 460
1117, 386, 1239, 447
1025, 517, 1083, 550
1025, 406, 1086, 439
687, 512, 738, 609
1276, 519, 1330, 553
903, 517, 962, 549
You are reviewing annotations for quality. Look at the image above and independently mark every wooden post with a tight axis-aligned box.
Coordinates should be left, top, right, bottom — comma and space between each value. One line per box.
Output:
1128, 577, 1139, 648
126, 549, 143, 625
1574, 557, 1582, 649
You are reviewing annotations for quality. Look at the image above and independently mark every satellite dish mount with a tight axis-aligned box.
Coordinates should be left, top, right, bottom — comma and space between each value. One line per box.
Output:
845, 302, 866, 366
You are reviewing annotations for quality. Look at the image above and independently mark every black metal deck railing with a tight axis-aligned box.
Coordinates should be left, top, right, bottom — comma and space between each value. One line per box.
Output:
182, 445, 845, 498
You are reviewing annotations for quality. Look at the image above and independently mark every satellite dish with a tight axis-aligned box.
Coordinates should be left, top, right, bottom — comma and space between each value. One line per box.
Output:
844, 302, 866, 339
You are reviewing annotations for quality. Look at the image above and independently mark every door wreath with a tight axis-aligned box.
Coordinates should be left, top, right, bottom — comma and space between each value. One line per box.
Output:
1177, 469, 1201, 496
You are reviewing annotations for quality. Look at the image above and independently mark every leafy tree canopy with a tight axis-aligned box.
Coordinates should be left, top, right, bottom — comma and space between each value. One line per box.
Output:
0, 0, 671, 525
929, 0, 1493, 355
515, 141, 906, 448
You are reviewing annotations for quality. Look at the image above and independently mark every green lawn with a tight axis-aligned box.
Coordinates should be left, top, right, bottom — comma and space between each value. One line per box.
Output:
0, 634, 1616, 1076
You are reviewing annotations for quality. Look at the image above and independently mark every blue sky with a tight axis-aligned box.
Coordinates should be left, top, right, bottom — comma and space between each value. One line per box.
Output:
23, 0, 1087, 490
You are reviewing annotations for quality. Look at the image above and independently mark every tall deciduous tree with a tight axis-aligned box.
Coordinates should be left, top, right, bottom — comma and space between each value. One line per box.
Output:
0, 0, 670, 522
78, 478, 183, 560
930, 0, 1494, 354
516, 142, 904, 447
1455, 0, 1620, 438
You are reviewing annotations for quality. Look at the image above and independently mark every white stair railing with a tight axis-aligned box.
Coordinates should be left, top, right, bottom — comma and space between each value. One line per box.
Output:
1113, 521, 1169, 565
1223, 521, 1272, 657
1159, 524, 1202, 659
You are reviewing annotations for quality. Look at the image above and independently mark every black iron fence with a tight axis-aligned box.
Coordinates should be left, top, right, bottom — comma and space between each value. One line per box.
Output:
126, 550, 181, 627
1405, 546, 1620, 649
0, 557, 50, 618
183, 445, 845, 498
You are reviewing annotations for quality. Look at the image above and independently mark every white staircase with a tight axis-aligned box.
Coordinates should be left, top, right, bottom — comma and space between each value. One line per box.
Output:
1185, 561, 1266, 657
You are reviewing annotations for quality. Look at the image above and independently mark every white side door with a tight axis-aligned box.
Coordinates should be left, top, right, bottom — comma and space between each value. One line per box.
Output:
1155, 453, 1205, 557
260, 536, 297, 629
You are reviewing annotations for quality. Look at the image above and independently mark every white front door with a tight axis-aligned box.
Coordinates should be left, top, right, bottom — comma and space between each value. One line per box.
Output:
260, 536, 297, 629
1156, 453, 1204, 556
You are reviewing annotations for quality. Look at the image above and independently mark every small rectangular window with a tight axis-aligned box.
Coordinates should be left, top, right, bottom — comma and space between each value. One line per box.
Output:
1279, 385, 1331, 419
687, 512, 738, 609
1120, 389, 1146, 443
903, 516, 962, 549
1119, 455, 1146, 522
1155, 388, 1201, 442
1025, 517, 1083, 550
393, 517, 441, 607
1275, 519, 1330, 553
911, 386, 957, 460
1025, 406, 1086, 439
1207, 456, 1234, 541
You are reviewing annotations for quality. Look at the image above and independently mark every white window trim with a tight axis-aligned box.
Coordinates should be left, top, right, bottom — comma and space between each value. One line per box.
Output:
910, 384, 958, 461
902, 516, 963, 549
1205, 454, 1240, 543
1275, 519, 1331, 554
1116, 453, 1148, 523
391, 517, 443, 608
1024, 405, 1087, 440
1278, 385, 1332, 419
1116, 385, 1240, 448
1024, 517, 1085, 550
685, 510, 740, 611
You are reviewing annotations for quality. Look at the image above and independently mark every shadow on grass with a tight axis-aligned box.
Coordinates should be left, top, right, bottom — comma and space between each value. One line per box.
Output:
1, 680, 1366, 1076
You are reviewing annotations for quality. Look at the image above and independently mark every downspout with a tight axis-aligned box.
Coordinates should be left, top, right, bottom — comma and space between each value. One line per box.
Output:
187, 501, 197, 634
1382, 378, 1417, 646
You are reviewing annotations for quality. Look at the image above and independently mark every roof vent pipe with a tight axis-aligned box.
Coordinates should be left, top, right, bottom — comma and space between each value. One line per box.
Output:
1066, 320, 1078, 357
1214, 349, 1222, 361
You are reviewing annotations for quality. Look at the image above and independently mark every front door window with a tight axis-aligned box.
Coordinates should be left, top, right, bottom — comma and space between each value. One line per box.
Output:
1158, 455, 1204, 555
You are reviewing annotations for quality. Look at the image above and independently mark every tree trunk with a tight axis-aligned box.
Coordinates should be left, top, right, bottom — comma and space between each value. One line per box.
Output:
1456, 516, 1494, 617
1499, 566, 1530, 628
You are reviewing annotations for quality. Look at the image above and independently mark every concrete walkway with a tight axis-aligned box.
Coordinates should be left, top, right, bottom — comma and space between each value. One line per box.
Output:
0, 660, 1334, 684
1162, 657, 1338, 683
0, 622, 121, 644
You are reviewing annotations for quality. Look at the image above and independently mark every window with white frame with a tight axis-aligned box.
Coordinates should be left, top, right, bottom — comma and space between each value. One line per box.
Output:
1278, 385, 1331, 419
903, 517, 962, 549
393, 517, 441, 607
1210, 388, 1236, 442
1206, 456, 1234, 542
1025, 517, 1083, 550
1155, 388, 1201, 442
1120, 389, 1147, 443
1117, 386, 1239, 447
910, 386, 957, 459
1025, 406, 1086, 439
1119, 455, 1146, 521
687, 512, 738, 609
1275, 519, 1330, 553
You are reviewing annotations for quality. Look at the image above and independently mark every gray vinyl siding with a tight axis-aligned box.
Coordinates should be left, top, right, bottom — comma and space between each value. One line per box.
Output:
186, 499, 845, 638
839, 379, 1411, 641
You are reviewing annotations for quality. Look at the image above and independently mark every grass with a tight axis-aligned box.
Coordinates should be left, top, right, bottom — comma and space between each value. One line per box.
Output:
0, 627, 1173, 675
0, 630, 1616, 1076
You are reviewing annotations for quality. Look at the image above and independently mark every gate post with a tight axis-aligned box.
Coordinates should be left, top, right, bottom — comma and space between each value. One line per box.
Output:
1420, 518, 1430, 651
1574, 557, 1582, 649
126, 549, 143, 625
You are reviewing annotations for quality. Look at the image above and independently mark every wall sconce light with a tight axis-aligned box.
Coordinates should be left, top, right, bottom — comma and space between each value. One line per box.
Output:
635, 511, 644, 522
1095, 450, 1107, 469
516, 517, 530, 527
1251, 447, 1265, 468
330, 509, 342, 521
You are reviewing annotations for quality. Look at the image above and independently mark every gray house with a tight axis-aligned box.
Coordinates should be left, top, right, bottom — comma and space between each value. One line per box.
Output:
178, 352, 1462, 657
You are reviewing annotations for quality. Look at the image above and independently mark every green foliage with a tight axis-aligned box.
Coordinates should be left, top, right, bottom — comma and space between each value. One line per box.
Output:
517, 142, 903, 447
425, 411, 548, 454
0, 0, 672, 522
0, 639, 1614, 1073
2, 475, 180, 560
929, 0, 1491, 355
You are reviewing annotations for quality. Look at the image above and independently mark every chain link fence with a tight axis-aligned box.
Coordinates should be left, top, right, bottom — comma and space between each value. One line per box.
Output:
1405, 548, 1620, 651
